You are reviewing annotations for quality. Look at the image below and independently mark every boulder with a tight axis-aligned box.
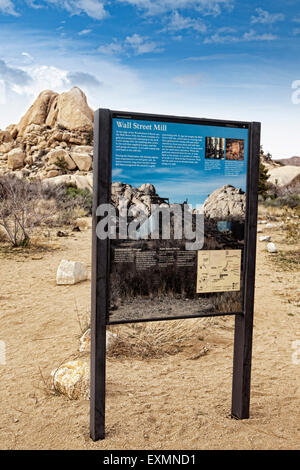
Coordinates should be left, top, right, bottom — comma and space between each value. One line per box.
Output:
0, 130, 13, 144
203, 185, 246, 220
7, 148, 25, 170
79, 329, 118, 353
41, 174, 93, 191
46, 87, 94, 131
71, 174, 93, 191
46, 170, 61, 178
56, 260, 88, 285
5, 124, 18, 139
71, 145, 93, 154
268, 165, 300, 187
51, 360, 89, 400
17, 90, 58, 136
138, 183, 156, 195
0, 142, 14, 154
70, 152, 92, 171
47, 149, 76, 170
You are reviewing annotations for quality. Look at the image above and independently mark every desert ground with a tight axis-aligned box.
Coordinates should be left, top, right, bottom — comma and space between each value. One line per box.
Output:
0, 208, 299, 450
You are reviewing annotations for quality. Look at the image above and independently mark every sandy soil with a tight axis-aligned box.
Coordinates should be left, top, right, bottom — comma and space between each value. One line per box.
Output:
0, 219, 299, 450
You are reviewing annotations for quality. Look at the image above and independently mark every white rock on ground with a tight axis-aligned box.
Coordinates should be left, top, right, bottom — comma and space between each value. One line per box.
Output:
267, 243, 278, 253
56, 260, 88, 285
266, 223, 274, 229
51, 360, 89, 400
259, 236, 271, 242
79, 329, 118, 353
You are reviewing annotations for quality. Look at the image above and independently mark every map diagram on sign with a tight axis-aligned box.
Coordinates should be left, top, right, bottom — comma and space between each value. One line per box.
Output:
196, 250, 241, 294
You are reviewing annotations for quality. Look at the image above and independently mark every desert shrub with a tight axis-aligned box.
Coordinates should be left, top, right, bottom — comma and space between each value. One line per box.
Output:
54, 156, 69, 172
38, 149, 47, 159
62, 187, 93, 215
0, 176, 55, 247
37, 183, 91, 225
41, 184, 92, 222
108, 319, 206, 359
258, 162, 270, 199
262, 193, 300, 209
84, 129, 93, 146
56, 123, 67, 131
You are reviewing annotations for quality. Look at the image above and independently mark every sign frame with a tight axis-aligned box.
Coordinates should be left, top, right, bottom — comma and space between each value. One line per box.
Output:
90, 109, 261, 441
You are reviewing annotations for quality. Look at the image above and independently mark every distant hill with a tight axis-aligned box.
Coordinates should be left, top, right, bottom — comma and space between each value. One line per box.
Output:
275, 156, 300, 167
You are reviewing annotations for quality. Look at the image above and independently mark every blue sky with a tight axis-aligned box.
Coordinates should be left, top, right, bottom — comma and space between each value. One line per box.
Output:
0, 0, 300, 158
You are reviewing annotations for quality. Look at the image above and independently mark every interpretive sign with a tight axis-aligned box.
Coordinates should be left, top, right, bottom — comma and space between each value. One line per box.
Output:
90, 109, 260, 441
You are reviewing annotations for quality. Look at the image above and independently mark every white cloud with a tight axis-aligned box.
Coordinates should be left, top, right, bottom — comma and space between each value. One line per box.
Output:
78, 29, 92, 35
22, 52, 34, 63
67, 71, 101, 87
185, 53, 249, 61
164, 11, 207, 33
204, 28, 277, 44
25, 0, 45, 8
125, 34, 163, 54
117, 0, 234, 17
251, 8, 284, 25
0, 59, 32, 86
173, 72, 206, 87
98, 41, 124, 55
42, 0, 108, 20
0, 0, 18, 15
243, 29, 277, 41
99, 34, 163, 55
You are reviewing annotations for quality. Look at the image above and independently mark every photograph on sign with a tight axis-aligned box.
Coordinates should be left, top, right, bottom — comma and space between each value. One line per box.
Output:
108, 116, 249, 324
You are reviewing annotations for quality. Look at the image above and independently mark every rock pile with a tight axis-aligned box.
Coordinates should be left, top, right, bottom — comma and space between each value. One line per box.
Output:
0, 87, 94, 182
203, 184, 246, 220
111, 182, 168, 215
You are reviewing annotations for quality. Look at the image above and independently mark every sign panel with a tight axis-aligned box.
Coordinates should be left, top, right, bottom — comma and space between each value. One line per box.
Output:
90, 109, 260, 441
109, 116, 249, 324
196, 250, 242, 294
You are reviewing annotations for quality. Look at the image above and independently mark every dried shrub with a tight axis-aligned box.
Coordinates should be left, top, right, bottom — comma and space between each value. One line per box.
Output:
0, 176, 56, 247
108, 319, 206, 359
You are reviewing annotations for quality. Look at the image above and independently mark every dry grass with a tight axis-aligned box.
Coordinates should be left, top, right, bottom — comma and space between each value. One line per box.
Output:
258, 205, 288, 219
269, 249, 300, 272
108, 318, 206, 359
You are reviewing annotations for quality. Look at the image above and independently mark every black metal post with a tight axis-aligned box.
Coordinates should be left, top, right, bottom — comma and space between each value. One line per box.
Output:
231, 122, 261, 419
90, 109, 111, 441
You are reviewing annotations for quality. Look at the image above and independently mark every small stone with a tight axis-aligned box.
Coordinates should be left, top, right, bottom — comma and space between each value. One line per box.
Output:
259, 236, 271, 242
51, 360, 89, 400
57, 230, 68, 237
56, 260, 88, 285
266, 223, 274, 229
79, 328, 118, 353
267, 243, 278, 253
